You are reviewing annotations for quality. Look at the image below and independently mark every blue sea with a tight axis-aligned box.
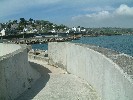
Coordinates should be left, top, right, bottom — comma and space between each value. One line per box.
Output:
32, 43, 48, 50
31, 35, 133, 56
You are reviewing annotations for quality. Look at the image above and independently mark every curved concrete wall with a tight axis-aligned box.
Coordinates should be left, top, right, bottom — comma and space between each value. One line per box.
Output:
0, 43, 21, 56
48, 42, 133, 100
0, 44, 40, 100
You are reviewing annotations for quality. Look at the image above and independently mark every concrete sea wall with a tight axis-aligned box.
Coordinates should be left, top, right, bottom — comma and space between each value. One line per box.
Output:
0, 43, 21, 57
0, 44, 40, 100
48, 42, 133, 100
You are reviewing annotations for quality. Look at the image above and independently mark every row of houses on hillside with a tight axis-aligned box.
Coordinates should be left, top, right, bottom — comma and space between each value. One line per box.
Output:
71, 27, 86, 33
48, 27, 86, 33
0, 21, 87, 36
0, 23, 18, 36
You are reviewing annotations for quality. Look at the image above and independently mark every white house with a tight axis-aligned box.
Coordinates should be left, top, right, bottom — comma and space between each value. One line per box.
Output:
77, 27, 81, 32
52, 25, 55, 28
32, 29, 38, 33
50, 29, 56, 33
81, 29, 86, 32
72, 27, 77, 31
23, 28, 28, 32
0, 29, 6, 36
66, 29, 70, 33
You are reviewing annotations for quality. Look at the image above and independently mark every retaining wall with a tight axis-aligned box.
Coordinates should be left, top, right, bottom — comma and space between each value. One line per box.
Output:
0, 44, 40, 100
48, 42, 133, 100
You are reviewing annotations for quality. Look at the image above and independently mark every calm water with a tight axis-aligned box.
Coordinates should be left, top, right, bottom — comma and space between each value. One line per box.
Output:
31, 35, 133, 56
72, 35, 133, 56
32, 43, 48, 50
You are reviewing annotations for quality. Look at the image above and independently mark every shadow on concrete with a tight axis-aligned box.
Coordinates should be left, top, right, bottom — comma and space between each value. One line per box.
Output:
15, 61, 51, 100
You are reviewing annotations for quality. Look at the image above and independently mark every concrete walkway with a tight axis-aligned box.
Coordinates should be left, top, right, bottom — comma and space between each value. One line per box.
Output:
16, 60, 100, 100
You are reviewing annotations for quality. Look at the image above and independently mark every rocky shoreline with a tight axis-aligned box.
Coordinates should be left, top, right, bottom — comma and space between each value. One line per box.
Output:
4, 35, 81, 45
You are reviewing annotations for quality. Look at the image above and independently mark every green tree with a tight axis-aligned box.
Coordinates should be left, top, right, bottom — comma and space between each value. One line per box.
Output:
18, 18, 26, 31
20, 18, 25, 23
13, 20, 17, 24
29, 18, 33, 23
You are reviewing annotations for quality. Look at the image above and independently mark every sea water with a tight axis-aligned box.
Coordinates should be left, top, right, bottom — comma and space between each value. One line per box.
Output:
72, 35, 133, 56
31, 35, 133, 56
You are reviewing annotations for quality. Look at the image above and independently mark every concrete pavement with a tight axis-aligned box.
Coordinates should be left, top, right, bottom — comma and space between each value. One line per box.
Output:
16, 59, 99, 100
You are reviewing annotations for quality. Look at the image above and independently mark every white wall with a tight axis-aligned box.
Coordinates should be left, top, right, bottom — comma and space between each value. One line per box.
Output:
48, 42, 67, 70
48, 42, 133, 100
0, 44, 40, 100
0, 43, 21, 57
0, 29, 6, 36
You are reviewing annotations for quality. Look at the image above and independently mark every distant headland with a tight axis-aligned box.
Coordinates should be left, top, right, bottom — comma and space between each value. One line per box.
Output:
0, 18, 133, 44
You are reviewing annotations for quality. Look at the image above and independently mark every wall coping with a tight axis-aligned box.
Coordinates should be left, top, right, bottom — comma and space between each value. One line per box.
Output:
0, 43, 31, 61
69, 43, 133, 83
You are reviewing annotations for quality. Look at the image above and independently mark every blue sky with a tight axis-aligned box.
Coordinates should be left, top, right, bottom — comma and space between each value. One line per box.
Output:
0, 0, 133, 28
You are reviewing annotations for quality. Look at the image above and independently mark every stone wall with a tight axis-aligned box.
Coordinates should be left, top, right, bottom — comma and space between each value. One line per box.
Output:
48, 42, 133, 100
0, 44, 40, 100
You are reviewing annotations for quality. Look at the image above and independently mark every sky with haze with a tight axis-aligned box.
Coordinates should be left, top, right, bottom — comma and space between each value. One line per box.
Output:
0, 0, 133, 28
